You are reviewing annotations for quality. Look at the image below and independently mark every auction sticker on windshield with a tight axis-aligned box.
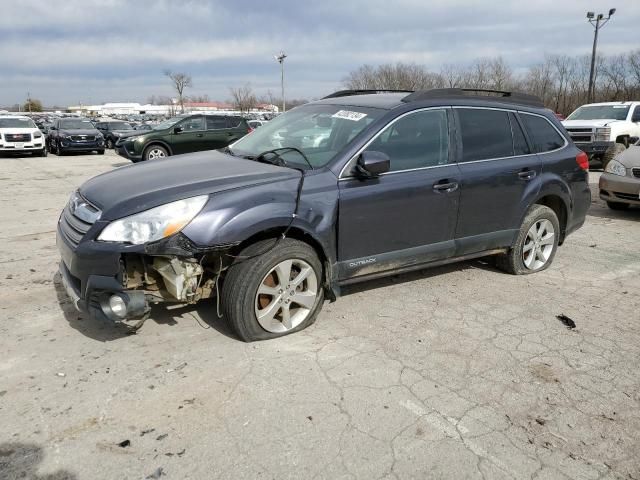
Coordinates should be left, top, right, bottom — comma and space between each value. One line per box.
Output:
332, 110, 368, 121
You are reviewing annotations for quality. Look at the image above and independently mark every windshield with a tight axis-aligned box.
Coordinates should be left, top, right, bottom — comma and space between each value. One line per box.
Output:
153, 117, 184, 130
0, 118, 36, 128
60, 119, 94, 129
567, 105, 630, 121
229, 104, 386, 168
110, 122, 133, 130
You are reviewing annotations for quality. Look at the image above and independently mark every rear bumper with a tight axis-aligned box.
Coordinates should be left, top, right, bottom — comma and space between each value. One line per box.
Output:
575, 141, 614, 156
599, 173, 640, 205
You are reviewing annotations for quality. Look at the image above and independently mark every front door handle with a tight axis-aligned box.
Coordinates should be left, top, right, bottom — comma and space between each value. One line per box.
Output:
433, 181, 459, 193
196, 133, 204, 138
518, 169, 536, 180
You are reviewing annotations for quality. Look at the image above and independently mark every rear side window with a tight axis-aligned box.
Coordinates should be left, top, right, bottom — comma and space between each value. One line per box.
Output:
206, 116, 228, 130
226, 117, 244, 128
368, 109, 449, 172
520, 114, 565, 153
457, 109, 513, 162
509, 113, 530, 155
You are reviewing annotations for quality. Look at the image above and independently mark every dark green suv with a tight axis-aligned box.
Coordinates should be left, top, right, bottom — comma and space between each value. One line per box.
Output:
115, 114, 251, 162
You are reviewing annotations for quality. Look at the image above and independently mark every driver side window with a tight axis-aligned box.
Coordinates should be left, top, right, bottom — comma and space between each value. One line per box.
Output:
368, 109, 450, 172
179, 116, 204, 131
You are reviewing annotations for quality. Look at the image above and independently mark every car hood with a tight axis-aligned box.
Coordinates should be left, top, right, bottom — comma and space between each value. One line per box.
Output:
59, 129, 100, 135
111, 129, 135, 135
616, 145, 640, 168
562, 119, 623, 128
79, 149, 300, 220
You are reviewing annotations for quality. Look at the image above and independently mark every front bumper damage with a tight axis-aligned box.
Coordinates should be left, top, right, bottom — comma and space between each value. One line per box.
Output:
57, 225, 237, 329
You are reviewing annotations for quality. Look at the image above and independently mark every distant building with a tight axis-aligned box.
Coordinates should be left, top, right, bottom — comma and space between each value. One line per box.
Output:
67, 101, 279, 116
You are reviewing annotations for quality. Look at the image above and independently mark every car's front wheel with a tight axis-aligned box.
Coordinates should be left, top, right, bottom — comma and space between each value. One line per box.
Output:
222, 238, 325, 341
496, 204, 560, 275
106, 138, 114, 149
144, 145, 168, 161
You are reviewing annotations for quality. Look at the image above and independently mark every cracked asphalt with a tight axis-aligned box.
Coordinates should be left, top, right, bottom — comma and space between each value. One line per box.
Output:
1, 151, 639, 479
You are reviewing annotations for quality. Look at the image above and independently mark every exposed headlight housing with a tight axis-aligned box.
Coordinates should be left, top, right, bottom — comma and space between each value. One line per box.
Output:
594, 127, 611, 142
98, 195, 208, 245
605, 159, 627, 176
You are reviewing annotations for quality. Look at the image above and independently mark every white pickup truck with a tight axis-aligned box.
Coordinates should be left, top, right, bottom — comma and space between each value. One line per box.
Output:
562, 101, 640, 168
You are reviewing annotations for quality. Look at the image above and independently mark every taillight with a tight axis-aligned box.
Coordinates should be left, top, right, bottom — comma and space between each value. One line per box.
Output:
576, 151, 589, 171
247, 127, 254, 134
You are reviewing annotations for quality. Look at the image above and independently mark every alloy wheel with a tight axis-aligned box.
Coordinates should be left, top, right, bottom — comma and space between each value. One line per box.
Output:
254, 259, 318, 333
522, 219, 555, 270
147, 148, 166, 160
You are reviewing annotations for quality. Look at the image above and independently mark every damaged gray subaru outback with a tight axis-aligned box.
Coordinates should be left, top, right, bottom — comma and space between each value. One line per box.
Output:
57, 89, 591, 341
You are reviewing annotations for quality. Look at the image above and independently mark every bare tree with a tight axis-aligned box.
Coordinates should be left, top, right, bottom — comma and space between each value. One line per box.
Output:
343, 63, 443, 91
229, 83, 257, 113
186, 94, 210, 103
164, 70, 192, 113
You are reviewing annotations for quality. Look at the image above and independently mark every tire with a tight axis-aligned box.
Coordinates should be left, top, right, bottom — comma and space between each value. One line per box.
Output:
56, 142, 65, 156
37, 147, 47, 157
602, 143, 626, 170
496, 205, 560, 275
606, 201, 629, 210
97, 150, 105, 155
221, 238, 325, 342
143, 145, 168, 161
106, 138, 114, 149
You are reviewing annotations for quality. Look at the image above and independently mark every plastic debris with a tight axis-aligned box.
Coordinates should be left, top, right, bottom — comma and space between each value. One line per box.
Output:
556, 314, 576, 329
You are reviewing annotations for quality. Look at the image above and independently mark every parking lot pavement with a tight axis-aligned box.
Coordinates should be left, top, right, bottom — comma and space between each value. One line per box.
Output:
1, 152, 639, 479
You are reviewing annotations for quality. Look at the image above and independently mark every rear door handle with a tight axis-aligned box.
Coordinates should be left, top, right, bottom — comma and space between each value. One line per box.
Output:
433, 181, 459, 193
196, 133, 204, 137
518, 170, 536, 180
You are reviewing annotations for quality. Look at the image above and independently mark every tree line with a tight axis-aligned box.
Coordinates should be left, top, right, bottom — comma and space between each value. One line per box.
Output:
343, 50, 640, 115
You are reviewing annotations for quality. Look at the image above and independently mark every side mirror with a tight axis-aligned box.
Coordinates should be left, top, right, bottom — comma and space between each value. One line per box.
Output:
173, 126, 183, 134
355, 151, 390, 178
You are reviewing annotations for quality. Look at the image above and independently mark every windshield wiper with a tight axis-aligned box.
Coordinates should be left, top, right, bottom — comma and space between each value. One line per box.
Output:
254, 147, 314, 171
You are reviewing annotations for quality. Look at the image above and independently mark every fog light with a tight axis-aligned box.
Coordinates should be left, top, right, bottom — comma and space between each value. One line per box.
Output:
108, 295, 127, 318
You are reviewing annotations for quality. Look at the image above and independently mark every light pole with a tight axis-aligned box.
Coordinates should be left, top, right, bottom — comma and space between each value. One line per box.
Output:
275, 51, 287, 113
586, 8, 615, 103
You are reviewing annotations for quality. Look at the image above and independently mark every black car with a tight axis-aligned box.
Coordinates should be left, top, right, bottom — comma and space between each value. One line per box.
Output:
57, 88, 590, 341
95, 121, 135, 149
48, 118, 105, 155
114, 114, 251, 162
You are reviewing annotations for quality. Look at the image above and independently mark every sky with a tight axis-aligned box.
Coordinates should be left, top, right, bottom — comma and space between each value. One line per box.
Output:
0, 0, 638, 107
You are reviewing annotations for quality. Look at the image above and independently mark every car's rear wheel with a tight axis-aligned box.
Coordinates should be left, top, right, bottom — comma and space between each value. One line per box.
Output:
144, 145, 168, 161
496, 204, 560, 275
222, 238, 324, 341
606, 201, 629, 210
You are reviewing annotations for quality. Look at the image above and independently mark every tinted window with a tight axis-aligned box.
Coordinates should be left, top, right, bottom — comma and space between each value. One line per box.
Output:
632, 106, 640, 122
226, 117, 244, 128
206, 116, 228, 130
509, 113, 530, 155
458, 109, 513, 162
521, 114, 565, 153
368, 109, 449, 171
179, 116, 204, 131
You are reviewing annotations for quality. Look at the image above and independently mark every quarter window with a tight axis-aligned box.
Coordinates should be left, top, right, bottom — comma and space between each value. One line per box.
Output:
520, 114, 565, 153
457, 108, 514, 162
367, 109, 449, 171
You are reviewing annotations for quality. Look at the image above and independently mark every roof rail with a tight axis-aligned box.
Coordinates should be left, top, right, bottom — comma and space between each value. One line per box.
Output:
402, 88, 544, 108
322, 89, 414, 99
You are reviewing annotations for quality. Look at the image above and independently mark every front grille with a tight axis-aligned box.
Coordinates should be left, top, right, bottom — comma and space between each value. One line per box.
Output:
565, 128, 593, 143
70, 135, 96, 142
632, 168, 640, 179
613, 191, 640, 201
58, 194, 100, 248
4, 133, 31, 142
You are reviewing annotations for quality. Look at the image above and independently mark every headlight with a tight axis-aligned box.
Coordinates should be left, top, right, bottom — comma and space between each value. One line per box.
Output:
125, 135, 141, 142
98, 195, 208, 244
34, 131, 43, 138
605, 159, 627, 176
594, 127, 611, 142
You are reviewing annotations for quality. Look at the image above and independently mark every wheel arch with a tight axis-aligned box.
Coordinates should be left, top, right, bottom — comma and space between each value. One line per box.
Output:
143, 140, 173, 156
534, 194, 568, 244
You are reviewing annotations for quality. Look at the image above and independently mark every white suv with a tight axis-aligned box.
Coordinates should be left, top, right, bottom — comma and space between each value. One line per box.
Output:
562, 102, 640, 168
0, 115, 47, 157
